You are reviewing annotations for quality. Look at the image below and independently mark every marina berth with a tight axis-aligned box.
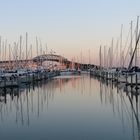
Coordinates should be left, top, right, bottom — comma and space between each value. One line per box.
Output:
0, 67, 60, 88
60, 69, 81, 75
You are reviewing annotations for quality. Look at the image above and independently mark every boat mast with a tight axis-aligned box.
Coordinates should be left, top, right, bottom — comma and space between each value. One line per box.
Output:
130, 21, 133, 59
39, 38, 42, 56
19, 35, 22, 67
81, 49, 82, 64
80, 49, 82, 69
19, 35, 22, 60
128, 29, 140, 70
4, 39, 7, 62
99, 45, 102, 69
115, 39, 119, 67
39, 38, 42, 66
111, 38, 113, 68
135, 16, 139, 66
30, 44, 32, 59
107, 47, 110, 69
8, 44, 11, 69
2, 41, 4, 62
104, 46, 106, 68
14, 42, 18, 69
26, 32, 28, 67
36, 37, 39, 67
128, 16, 140, 70
88, 49, 90, 69
120, 24, 123, 68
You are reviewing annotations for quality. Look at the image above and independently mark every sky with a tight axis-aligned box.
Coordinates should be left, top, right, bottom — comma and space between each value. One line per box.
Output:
0, 0, 140, 64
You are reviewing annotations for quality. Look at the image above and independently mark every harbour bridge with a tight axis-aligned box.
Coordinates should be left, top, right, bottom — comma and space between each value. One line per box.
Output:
0, 54, 95, 70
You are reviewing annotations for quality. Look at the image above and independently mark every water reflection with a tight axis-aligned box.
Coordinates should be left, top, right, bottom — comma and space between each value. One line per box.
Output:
96, 76, 140, 140
0, 76, 83, 126
0, 75, 140, 140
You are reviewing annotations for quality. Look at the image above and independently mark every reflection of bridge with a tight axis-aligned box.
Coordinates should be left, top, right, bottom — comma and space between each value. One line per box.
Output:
0, 54, 95, 69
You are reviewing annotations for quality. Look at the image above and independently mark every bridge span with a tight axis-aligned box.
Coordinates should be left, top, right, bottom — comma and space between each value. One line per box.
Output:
0, 54, 95, 70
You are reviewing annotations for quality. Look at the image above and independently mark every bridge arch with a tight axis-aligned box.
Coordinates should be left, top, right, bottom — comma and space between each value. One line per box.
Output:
32, 54, 68, 63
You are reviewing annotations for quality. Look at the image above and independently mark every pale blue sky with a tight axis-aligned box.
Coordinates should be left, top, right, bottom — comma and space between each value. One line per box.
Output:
0, 0, 140, 63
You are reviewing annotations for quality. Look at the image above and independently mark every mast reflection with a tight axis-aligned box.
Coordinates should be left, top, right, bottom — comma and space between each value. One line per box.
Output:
0, 76, 82, 126
99, 78, 140, 140
0, 75, 140, 140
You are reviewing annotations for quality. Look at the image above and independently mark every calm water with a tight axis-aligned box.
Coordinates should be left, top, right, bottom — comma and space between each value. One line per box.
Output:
0, 75, 139, 140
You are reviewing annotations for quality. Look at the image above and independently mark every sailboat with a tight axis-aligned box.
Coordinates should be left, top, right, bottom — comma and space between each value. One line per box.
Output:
118, 17, 140, 86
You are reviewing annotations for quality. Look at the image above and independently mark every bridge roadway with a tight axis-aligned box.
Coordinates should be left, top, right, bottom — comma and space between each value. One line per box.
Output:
0, 54, 95, 70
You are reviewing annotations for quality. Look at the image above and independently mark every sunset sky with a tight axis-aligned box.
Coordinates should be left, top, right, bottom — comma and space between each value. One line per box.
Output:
0, 0, 140, 64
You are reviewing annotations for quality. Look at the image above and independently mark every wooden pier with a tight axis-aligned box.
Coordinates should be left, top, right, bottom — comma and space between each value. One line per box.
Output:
90, 69, 140, 94
0, 71, 60, 89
